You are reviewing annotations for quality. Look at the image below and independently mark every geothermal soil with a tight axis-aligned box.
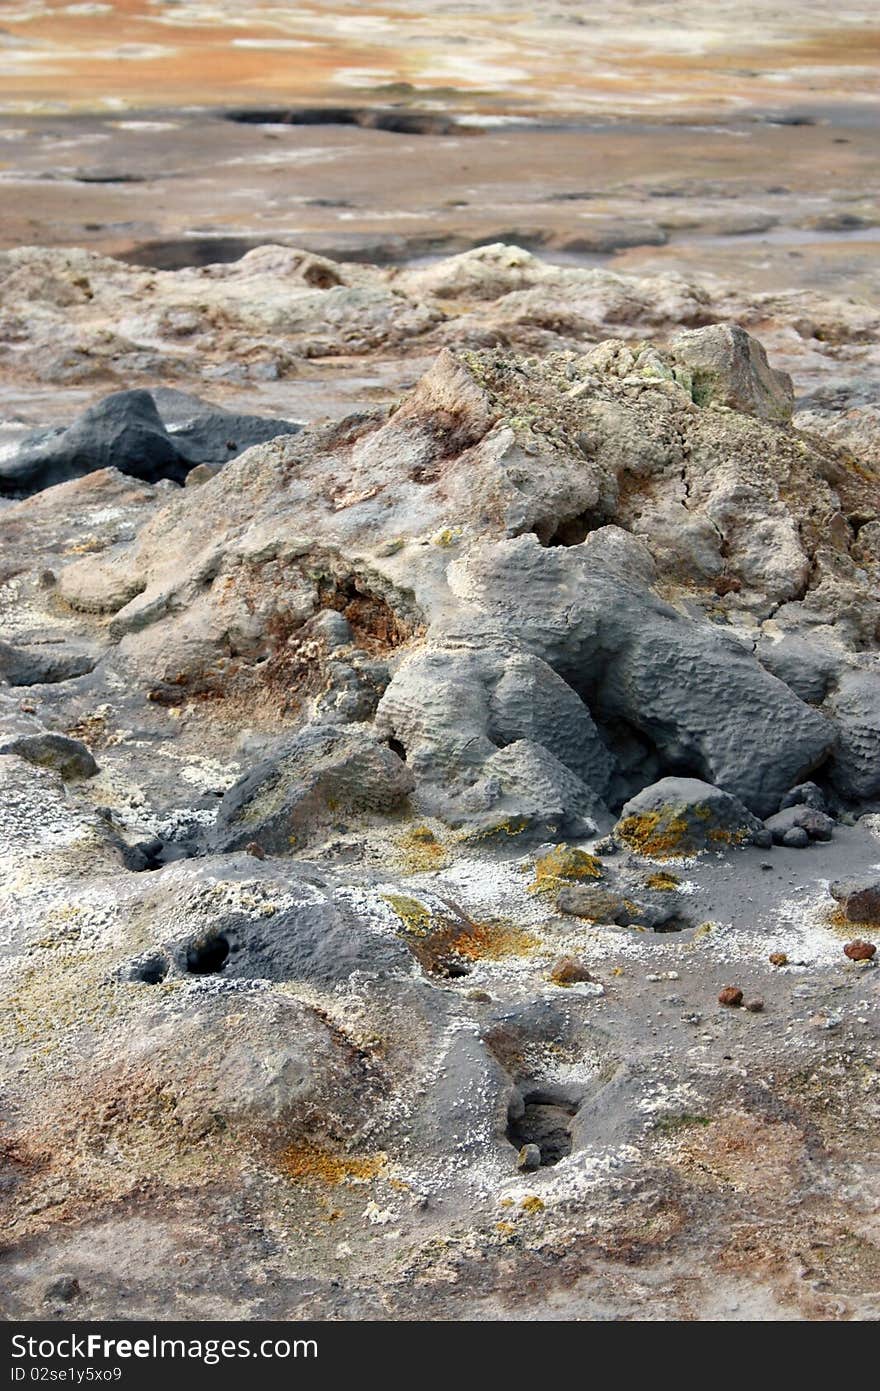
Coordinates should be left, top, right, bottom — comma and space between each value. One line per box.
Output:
0, 4, 879, 1326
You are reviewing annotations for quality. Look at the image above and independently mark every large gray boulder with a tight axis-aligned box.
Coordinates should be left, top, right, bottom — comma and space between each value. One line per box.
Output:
453, 739, 606, 840
210, 723, 414, 853
374, 644, 616, 832
449, 531, 834, 817
613, 776, 764, 856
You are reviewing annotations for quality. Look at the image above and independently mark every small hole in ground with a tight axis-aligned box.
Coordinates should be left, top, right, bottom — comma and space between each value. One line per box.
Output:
130, 954, 169, 984
533, 511, 605, 547
186, 934, 230, 975
387, 737, 407, 762
507, 1091, 578, 1166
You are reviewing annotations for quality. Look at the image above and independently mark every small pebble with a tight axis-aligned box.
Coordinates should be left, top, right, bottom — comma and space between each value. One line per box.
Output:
718, 987, 743, 1007
549, 955, 594, 986
843, 939, 876, 962
517, 1143, 542, 1173
769, 952, 788, 967
745, 998, 764, 1013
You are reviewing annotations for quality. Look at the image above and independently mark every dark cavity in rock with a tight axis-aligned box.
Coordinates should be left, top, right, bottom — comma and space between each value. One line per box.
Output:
507, 1089, 579, 1166
186, 934, 230, 976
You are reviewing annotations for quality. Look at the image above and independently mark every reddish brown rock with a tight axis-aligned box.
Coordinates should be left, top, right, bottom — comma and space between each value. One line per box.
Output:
718, 987, 744, 1007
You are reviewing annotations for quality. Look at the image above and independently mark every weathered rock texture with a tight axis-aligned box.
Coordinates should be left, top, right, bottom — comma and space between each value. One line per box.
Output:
1, 243, 878, 1324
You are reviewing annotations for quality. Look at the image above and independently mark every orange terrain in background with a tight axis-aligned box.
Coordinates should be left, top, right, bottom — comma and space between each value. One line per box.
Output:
2, 1, 880, 116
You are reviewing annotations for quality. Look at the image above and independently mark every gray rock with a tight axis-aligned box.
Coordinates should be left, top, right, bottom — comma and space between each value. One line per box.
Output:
210, 723, 414, 853
0, 731, 98, 779
670, 323, 794, 422
453, 531, 834, 818
763, 805, 835, 843
0, 390, 192, 495
556, 880, 688, 931
517, 1142, 542, 1172
614, 776, 763, 855
779, 781, 828, 813
151, 386, 302, 463
376, 645, 616, 802
782, 826, 810, 848
0, 387, 302, 497
826, 669, 880, 801
755, 635, 840, 705
455, 740, 605, 841
0, 640, 97, 686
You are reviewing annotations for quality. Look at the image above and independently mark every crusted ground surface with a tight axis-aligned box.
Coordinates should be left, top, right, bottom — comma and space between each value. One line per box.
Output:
1, 235, 878, 1322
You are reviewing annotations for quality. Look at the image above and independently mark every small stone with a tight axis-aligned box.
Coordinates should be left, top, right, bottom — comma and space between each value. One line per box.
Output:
245, 841, 266, 859
718, 987, 743, 1007
843, 939, 876, 962
782, 826, 809, 849
744, 998, 764, 1013
466, 989, 491, 1003
517, 1143, 542, 1173
549, 955, 594, 986
769, 952, 788, 967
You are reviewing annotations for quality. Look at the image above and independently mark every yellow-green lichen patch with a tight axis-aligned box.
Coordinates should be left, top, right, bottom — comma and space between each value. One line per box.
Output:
396, 824, 449, 873
277, 1142, 387, 1187
826, 906, 879, 937
614, 807, 748, 859
381, 893, 433, 937
646, 871, 682, 891
654, 1113, 711, 1136
459, 815, 530, 844
406, 913, 539, 978
616, 810, 691, 858
431, 526, 462, 549
530, 844, 603, 894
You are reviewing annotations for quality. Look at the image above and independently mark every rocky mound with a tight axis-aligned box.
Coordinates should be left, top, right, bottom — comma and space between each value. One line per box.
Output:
1, 268, 878, 1320
2, 241, 879, 464
31, 326, 876, 831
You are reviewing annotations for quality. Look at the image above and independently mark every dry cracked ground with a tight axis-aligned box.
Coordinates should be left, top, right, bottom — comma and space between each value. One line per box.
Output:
0, 238, 879, 1322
